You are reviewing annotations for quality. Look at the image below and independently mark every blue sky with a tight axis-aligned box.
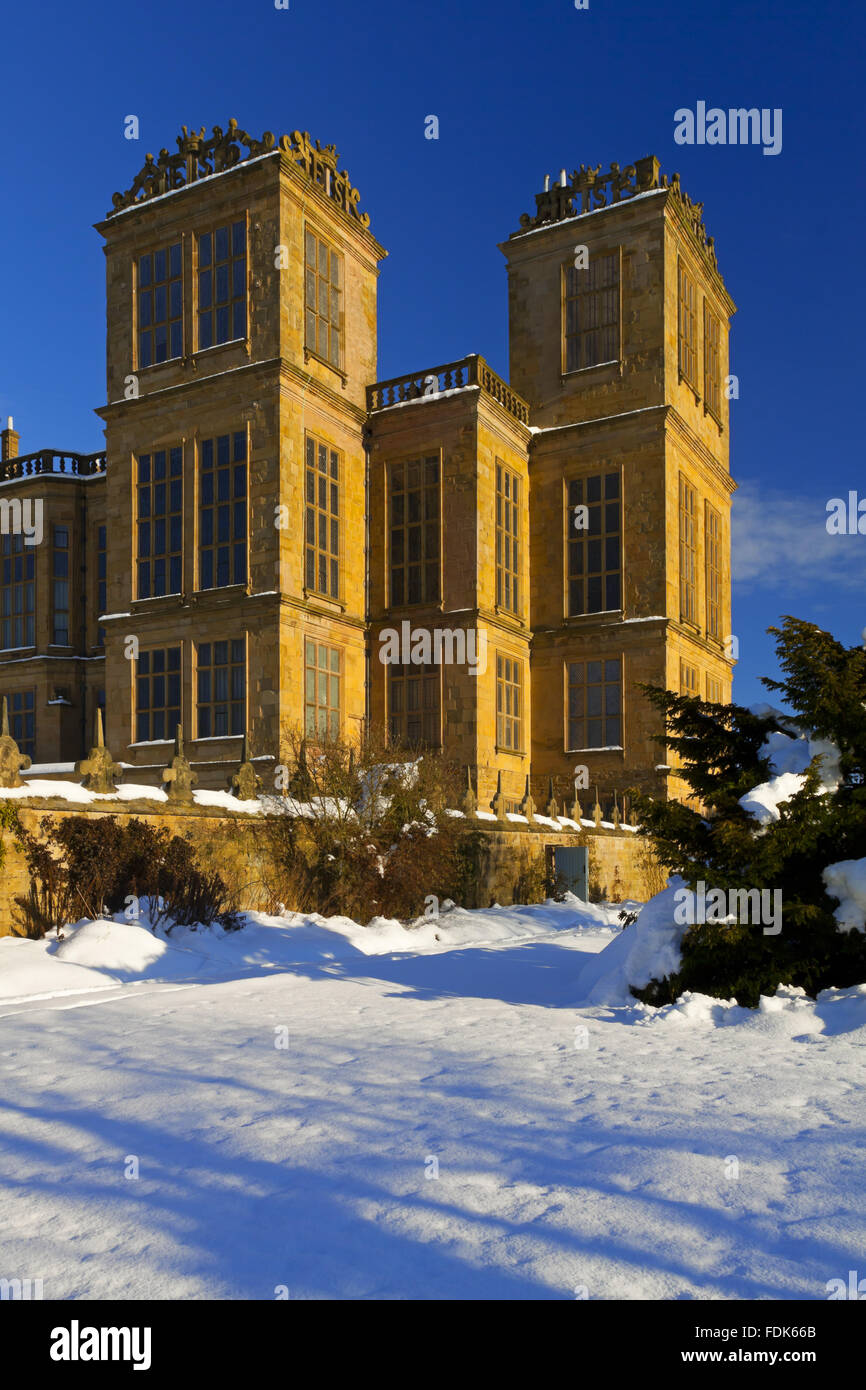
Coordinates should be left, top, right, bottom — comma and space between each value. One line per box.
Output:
2, 0, 863, 707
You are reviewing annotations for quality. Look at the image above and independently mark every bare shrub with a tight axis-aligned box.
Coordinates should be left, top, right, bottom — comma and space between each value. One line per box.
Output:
262, 725, 471, 922
13, 815, 239, 938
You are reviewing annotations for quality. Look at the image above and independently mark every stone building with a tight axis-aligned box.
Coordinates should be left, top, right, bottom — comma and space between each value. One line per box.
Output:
0, 123, 735, 805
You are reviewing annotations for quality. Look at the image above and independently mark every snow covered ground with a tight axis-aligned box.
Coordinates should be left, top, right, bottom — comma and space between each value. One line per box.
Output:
1, 898, 864, 1301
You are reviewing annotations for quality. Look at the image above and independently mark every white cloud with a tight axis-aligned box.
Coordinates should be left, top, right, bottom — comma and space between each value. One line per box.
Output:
731, 482, 866, 591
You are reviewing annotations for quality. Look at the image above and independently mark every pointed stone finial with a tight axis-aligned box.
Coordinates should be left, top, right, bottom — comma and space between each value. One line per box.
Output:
546, 776, 559, 821
570, 766, 586, 822
612, 790, 622, 830
0, 696, 31, 788
163, 724, 198, 803
519, 774, 536, 823
75, 710, 122, 793
491, 770, 508, 822
231, 733, 261, 801
592, 785, 603, 827
461, 765, 477, 816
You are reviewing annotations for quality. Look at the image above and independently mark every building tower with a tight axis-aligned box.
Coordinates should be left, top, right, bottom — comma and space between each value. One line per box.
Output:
501, 157, 736, 806
95, 121, 386, 781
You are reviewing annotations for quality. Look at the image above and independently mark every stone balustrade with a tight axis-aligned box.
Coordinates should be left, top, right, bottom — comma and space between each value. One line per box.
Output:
366, 354, 530, 425
0, 450, 107, 482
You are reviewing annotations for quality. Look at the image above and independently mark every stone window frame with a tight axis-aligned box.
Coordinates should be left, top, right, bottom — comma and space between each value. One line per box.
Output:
304, 433, 342, 602
565, 468, 622, 619
703, 298, 723, 426
197, 428, 249, 593
565, 656, 624, 753
495, 459, 521, 617
195, 635, 247, 740
136, 240, 183, 369
196, 217, 248, 351
706, 673, 723, 704
1, 688, 35, 757
134, 643, 182, 745
387, 454, 441, 609
680, 659, 700, 698
678, 473, 698, 626
51, 524, 71, 647
387, 659, 441, 750
704, 500, 723, 640
562, 246, 622, 376
0, 532, 36, 652
304, 225, 344, 373
136, 445, 184, 601
677, 257, 700, 396
495, 651, 524, 754
96, 525, 107, 648
304, 638, 342, 740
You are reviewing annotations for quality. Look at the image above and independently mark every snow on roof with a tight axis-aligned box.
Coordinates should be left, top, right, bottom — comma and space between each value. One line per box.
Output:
532, 404, 666, 435
510, 186, 667, 241
371, 385, 480, 414
0, 777, 264, 813
106, 150, 280, 221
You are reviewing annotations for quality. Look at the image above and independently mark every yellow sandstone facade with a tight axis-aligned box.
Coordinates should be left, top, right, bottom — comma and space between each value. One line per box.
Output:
0, 126, 734, 811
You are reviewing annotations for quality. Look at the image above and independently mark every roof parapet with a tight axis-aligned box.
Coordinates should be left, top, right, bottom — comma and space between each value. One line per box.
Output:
108, 117, 370, 229
0, 449, 106, 482
367, 354, 530, 426
515, 155, 718, 270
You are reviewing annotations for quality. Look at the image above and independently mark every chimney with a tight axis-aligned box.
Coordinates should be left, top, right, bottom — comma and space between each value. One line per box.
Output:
1, 416, 19, 461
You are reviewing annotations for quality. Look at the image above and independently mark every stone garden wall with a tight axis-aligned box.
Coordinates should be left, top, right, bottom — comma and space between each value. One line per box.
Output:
0, 793, 660, 935
461, 820, 660, 909
0, 800, 273, 936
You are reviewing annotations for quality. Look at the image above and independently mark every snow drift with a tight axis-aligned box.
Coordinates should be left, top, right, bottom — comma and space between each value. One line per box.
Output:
575, 880, 688, 1005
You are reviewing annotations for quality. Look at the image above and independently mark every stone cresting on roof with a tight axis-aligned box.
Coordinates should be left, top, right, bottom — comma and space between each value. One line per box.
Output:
516, 154, 718, 270
108, 118, 370, 229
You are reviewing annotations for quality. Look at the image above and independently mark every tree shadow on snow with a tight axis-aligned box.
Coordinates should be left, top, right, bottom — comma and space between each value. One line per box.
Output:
276, 939, 596, 1010
0, 1023, 861, 1301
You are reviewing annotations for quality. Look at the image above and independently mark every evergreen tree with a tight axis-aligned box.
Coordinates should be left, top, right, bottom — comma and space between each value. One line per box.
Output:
631, 617, 866, 1006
